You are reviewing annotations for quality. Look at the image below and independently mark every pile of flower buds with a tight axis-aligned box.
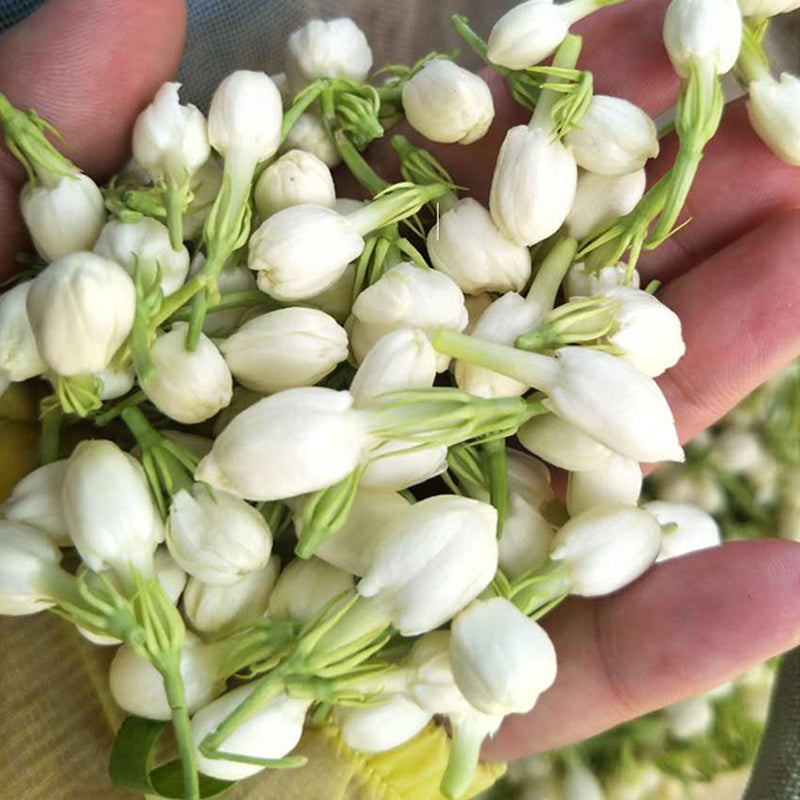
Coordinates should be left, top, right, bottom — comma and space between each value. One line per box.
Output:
0, 1, 797, 799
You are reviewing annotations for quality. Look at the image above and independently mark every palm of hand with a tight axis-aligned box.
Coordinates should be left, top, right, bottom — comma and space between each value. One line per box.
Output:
0, 0, 797, 763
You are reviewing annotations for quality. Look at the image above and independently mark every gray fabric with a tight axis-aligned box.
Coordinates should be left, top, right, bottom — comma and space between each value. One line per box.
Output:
0, 1, 797, 798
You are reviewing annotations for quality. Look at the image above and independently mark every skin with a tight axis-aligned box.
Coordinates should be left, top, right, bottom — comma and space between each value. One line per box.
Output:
0, 0, 798, 765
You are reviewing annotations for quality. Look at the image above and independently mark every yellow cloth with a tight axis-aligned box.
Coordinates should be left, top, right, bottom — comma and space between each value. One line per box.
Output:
0, 384, 505, 800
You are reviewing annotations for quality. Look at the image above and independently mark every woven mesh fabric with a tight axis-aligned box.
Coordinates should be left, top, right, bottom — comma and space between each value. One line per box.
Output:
0, 1, 798, 798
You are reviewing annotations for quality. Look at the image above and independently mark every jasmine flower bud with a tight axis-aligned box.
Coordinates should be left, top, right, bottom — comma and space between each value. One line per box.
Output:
664, 695, 714, 739
21, 172, 105, 261
196, 388, 372, 500
450, 597, 558, 715
208, 70, 283, 164
565, 96, 659, 176
192, 686, 311, 780
96, 364, 136, 401
282, 112, 341, 168
285, 18, 373, 93
26, 252, 136, 376
336, 695, 432, 753
93, 218, 190, 297
132, 82, 210, 189
166, 483, 273, 585
313, 489, 410, 576
1, 460, 69, 546
563, 762, 606, 800
110, 632, 224, 721
219, 307, 348, 393
566, 170, 647, 240
358, 496, 498, 635
567, 453, 643, 516
711, 427, 768, 473
464, 293, 493, 334
143, 323, 233, 424
0, 281, 46, 391
350, 263, 468, 371
550, 504, 663, 595
0, 521, 66, 615
402, 60, 495, 145
663, 0, 743, 78
62, 440, 163, 589
254, 149, 336, 218
565, 262, 641, 298
268, 557, 354, 624
490, 124, 577, 246
406, 631, 476, 715
644, 500, 721, 561
518, 413, 614, 470
184, 556, 280, 637
738, 0, 800, 14
746, 72, 800, 166
427, 198, 532, 294
304, 262, 356, 323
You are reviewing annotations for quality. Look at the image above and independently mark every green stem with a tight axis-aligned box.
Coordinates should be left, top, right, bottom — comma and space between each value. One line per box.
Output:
376, 85, 403, 105
451, 15, 493, 68
162, 666, 201, 800
333, 129, 389, 195
647, 145, 702, 244
121, 406, 162, 451
170, 289, 280, 322
280, 85, 324, 143
526, 235, 578, 308
440, 717, 487, 799
38, 403, 63, 464
347, 183, 447, 237
93, 390, 146, 428
164, 184, 184, 252
530, 34, 583, 130
484, 439, 508, 539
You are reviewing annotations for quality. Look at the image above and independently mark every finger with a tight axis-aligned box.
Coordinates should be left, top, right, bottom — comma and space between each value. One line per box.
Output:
640, 100, 800, 283
484, 539, 800, 760
0, 0, 187, 277
656, 209, 800, 445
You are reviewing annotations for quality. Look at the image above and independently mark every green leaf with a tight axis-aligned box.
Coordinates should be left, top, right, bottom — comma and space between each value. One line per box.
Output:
109, 716, 234, 798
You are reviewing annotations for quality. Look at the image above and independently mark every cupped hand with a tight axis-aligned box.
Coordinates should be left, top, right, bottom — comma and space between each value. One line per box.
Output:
1, 0, 798, 766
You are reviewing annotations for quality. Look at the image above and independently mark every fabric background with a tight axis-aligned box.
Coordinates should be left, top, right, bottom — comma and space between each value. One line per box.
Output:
0, 1, 798, 799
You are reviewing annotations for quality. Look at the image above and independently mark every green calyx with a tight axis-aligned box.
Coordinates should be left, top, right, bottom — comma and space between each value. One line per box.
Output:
516, 295, 618, 352
734, 18, 772, 88
508, 560, 571, 618
0, 92, 78, 187
46, 373, 103, 418
318, 79, 383, 152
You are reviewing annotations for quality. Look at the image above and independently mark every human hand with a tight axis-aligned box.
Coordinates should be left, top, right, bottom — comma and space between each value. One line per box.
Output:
0, 0, 798, 770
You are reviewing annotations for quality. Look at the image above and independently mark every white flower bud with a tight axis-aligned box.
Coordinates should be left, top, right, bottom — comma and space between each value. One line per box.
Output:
711, 427, 768, 474
490, 125, 577, 246
211, 386, 265, 438
664, 695, 714, 739
565, 262, 641, 299
166, 484, 272, 585
335, 695, 431, 753
313, 489, 410, 576
250, 205, 363, 301
183, 158, 224, 240
488, 0, 572, 69
563, 762, 606, 800
1, 460, 69, 545
738, 0, 800, 14
644, 500, 721, 562
360, 440, 449, 491
427, 198, 532, 294
550, 504, 663, 596
110, 632, 223, 721
188, 253, 256, 336
143, 323, 233, 424
21, 173, 105, 261
351, 263, 468, 371
285, 18, 373, 93
464, 293, 493, 335
456, 293, 542, 399
268, 557, 354, 624
603, 286, 686, 377
197, 388, 371, 501
282, 112, 341, 168
254, 150, 336, 218
220, 307, 348, 393
132, 82, 210, 186
519, 413, 614, 470
566, 170, 647, 240
450, 597, 558, 715
663, 0, 743, 78
93, 218, 190, 297
402, 60, 495, 145
358, 496, 498, 635
0, 281, 46, 386
26, 253, 136, 376
406, 631, 475, 715
192, 686, 311, 780
208, 71, 283, 163
184, 556, 279, 637
567, 453, 642, 517
746, 72, 800, 166
498, 452, 556, 579
62, 441, 163, 586
303, 262, 356, 323
0, 521, 64, 615
96, 364, 136, 401
565, 96, 659, 176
